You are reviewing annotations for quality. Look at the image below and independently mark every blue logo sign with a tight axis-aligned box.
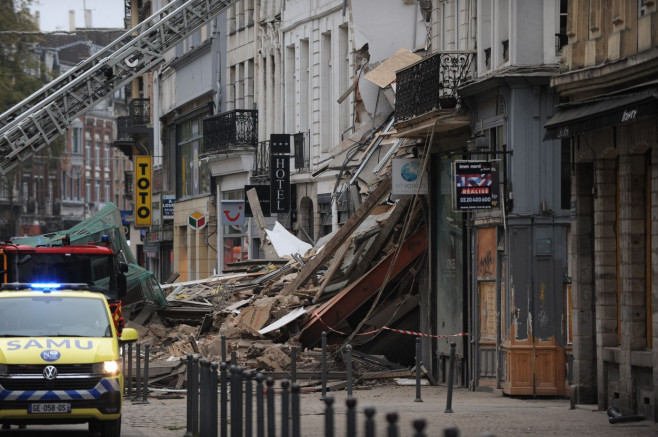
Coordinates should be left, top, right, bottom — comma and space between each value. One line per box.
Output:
40, 350, 61, 362
401, 161, 420, 182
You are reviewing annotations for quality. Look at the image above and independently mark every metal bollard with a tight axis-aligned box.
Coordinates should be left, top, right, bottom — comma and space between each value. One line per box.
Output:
221, 334, 227, 363
231, 349, 237, 366
443, 425, 459, 437
321, 331, 328, 400
413, 418, 427, 437
141, 343, 150, 403
230, 366, 238, 437
126, 343, 133, 399
134, 342, 142, 401
256, 373, 265, 437
291, 346, 297, 384
291, 383, 301, 437
414, 337, 422, 403
220, 362, 228, 437
245, 370, 254, 437
266, 377, 276, 437
346, 397, 357, 437
386, 411, 399, 437
184, 354, 194, 437
346, 344, 353, 398
364, 406, 376, 437
281, 379, 290, 437
235, 367, 244, 437
444, 342, 456, 413
211, 362, 219, 437
191, 355, 200, 437
323, 394, 335, 437
200, 360, 209, 437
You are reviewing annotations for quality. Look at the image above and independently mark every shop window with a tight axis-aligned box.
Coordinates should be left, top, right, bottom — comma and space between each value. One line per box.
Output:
222, 190, 248, 269
177, 114, 211, 198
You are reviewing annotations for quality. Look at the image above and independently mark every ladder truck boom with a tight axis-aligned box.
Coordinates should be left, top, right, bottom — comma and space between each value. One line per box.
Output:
0, 0, 237, 175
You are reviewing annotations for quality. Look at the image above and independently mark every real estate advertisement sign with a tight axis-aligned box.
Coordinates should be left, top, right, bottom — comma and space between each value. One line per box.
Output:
162, 194, 175, 220
453, 160, 500, 211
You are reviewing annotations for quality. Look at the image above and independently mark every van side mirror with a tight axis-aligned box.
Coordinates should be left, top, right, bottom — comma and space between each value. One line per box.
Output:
119, 327, 138, 343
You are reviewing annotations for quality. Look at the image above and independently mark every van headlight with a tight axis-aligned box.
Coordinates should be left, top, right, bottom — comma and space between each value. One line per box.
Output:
93, 360, 120, 376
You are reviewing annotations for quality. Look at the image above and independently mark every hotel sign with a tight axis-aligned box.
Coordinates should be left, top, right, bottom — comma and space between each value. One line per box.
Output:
269, 134, 291, 213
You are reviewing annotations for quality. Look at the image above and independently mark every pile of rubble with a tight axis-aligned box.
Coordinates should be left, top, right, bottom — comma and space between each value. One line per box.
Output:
125, 134, 429, 390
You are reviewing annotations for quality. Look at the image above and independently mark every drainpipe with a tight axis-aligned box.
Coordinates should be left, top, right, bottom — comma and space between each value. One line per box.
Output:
216, 181, 222, 275
468, 211, 477, 390
496, 227, 503, 389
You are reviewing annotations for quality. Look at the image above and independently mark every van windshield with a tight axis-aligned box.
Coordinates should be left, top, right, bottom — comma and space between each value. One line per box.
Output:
0, 296, 112, 338
7, 253, 118, 301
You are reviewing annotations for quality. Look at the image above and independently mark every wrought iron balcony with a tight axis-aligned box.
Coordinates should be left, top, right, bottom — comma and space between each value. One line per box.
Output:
129, 98, 151, 126
116, 116, 131, 140
124, 170, 133, 198
203, 109, 258, 152
252, 140, 270, 182
395, 51, 474, 122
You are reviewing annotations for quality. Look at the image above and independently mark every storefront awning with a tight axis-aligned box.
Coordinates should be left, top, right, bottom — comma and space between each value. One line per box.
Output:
544, 88, 658, 140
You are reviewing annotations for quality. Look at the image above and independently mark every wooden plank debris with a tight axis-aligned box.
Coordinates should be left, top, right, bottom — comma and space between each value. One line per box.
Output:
312, 238, 352, 303
247, 188, 278, 259
282, 177, 392, 296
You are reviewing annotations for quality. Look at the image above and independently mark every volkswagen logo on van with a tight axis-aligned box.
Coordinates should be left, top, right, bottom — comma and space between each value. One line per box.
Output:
43, 365, 58, 380
41, 350, 61, 362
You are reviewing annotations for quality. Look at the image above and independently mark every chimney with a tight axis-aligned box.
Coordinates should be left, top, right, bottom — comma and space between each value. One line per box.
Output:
69, 10, 75, 32
85, 9, 92, 28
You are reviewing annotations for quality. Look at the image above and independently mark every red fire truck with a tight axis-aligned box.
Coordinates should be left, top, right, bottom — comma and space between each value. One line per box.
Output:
0, 235, 128, 333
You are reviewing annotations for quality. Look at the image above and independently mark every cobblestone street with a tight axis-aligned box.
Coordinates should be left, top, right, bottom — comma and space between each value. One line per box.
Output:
120, 384, 658, 437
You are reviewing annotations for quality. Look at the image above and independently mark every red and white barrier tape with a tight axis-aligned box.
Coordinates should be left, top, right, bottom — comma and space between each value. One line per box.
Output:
312, 310, 468, 339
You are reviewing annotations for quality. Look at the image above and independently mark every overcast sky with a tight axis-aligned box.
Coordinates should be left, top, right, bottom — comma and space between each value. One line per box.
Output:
30, 0, 125, 32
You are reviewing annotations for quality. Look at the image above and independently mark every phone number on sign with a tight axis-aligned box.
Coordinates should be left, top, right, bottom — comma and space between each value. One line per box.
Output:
459, 197, 491, 203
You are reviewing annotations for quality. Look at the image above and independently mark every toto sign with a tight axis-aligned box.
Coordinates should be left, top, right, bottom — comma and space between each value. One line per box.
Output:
135, 156, 152, 226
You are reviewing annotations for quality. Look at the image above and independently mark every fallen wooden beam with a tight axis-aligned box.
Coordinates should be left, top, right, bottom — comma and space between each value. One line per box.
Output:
312, 237, 352, 303
247, 188, 278, 259
360, 368, 413, 380
299, 225, 427, 347
281, 177, 392, 296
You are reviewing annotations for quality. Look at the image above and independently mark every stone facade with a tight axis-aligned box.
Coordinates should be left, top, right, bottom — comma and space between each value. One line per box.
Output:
549, 0, 658, 421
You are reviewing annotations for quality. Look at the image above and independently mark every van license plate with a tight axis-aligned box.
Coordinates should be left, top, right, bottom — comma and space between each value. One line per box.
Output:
28, 402, 71, 414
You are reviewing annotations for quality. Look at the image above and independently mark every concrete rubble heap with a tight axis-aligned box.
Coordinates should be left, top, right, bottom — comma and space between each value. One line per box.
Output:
124, 142, 430, 391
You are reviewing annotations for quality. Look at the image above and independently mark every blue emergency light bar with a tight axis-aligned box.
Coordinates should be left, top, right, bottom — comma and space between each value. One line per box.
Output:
29, 283, 62, 290
0, 283, 91, 291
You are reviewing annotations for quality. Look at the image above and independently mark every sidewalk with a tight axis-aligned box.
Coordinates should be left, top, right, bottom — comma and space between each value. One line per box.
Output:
122, 383, 658, 437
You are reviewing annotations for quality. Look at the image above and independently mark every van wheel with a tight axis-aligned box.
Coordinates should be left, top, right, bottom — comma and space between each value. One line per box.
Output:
90, 418, 121, 437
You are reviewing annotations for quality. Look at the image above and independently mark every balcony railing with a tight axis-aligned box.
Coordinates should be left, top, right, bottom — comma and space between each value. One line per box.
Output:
395, 51, 475, 122
203, 109, 258, 152
252, 140, 270, 182
116, 116, 131, 140
129, 98, 151, 126
124, 170, 133, 198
